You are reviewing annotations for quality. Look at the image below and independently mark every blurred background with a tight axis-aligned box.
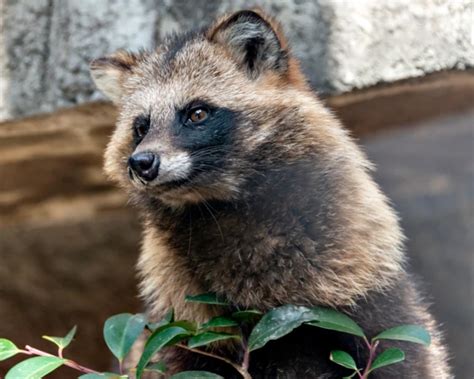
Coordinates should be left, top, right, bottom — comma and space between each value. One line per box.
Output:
0, 0, 472, 378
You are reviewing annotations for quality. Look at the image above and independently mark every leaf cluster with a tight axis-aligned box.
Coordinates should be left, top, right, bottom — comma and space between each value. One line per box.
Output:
0, 293, 431, 379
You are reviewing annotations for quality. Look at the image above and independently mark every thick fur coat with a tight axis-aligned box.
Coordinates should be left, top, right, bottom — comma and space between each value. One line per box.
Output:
90, 10, 451, 378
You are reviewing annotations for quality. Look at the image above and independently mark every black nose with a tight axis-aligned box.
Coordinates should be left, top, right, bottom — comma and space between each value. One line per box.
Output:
128, 152, 160, 182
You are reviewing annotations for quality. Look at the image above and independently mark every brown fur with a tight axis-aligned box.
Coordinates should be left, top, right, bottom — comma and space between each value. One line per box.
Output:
91, 10, 451, 378
206, 8, 308, 90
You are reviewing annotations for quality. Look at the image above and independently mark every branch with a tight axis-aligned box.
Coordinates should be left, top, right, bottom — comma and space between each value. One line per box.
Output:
22, 345, 100, 375
361, 340, 379, 379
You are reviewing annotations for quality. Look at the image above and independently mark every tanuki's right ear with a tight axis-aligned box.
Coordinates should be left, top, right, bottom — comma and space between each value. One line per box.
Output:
89, 51, 141, 104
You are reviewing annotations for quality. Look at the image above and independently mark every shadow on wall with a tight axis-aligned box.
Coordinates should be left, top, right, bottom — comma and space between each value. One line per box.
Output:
363, 111, 474, 379
0, 103, 142, 377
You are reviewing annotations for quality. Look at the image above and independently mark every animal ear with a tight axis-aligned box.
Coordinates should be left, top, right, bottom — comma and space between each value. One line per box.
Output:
89, 51, 141, 103
207, 10, 288, 78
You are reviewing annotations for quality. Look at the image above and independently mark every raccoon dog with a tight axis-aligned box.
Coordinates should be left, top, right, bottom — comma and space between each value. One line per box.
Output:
91, 9, 451, 378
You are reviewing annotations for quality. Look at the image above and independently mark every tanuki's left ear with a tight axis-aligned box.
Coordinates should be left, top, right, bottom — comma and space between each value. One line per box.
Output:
207, 10, 289, 78
89, 50, 142, 104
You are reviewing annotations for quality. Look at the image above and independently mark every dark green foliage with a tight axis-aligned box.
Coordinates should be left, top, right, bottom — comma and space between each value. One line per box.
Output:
1, 293, 431, 379
103, 313, 147, 363
5, 356, 65, 379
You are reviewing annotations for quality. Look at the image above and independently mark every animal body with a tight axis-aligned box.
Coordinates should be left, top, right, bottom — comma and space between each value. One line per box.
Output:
90, 10, 451, 378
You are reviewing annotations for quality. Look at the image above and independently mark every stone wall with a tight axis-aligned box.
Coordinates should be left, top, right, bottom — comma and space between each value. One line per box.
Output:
1, 0, 472, 121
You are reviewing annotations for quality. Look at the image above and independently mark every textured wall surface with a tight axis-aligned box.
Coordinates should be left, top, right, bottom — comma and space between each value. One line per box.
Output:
1, 0, 473, 120
1, 0, 159, 119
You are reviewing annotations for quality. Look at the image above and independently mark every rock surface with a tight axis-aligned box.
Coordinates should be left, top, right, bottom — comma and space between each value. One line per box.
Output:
1, 0, 473, 120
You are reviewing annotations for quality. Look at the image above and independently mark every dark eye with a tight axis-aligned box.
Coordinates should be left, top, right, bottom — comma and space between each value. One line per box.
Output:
133, 115, 150, 140
187, 107, 209, 124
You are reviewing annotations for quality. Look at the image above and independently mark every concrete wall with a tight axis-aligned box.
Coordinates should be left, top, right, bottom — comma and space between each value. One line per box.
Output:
1, 0, 472, 121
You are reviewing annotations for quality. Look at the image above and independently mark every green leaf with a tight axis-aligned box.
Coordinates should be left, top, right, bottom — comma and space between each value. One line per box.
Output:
103, 313, 147, 362
169, 321, 198, 333
145, 361, 167, 373
231, 310, 263, 322
188, 332, 240, 348
148, 309, 174, 331
0, 339, 20, 361
170, 371, 224, 378
373, 325, 431, 346
329, 350, 358, 370
5, 356, 64, 379
42, 325, 77, 351
201, 316, 238, 329
163, 309, 175, 323
151, 321, 198, 336
185, 293, 229, 306
248, 305, 318, 351
136, 326, 191, 379
369, 348, 405, 372
306, 307, 365, 338
79, 373, 127, 379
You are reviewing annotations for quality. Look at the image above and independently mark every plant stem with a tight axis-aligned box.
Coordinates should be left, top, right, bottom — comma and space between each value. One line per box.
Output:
363, 337, 372, 350
22, 345, 100, 375
176, 344, 251, 379
242, 344, 250, 372
361, 340, 379, 379
239, 325, 250, 374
